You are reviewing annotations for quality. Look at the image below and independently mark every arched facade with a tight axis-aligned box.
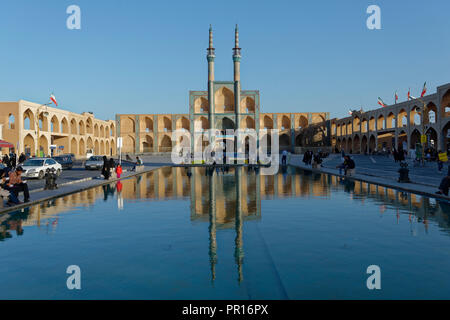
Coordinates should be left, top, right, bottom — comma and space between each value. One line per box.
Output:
331, 83, 450, 154
0, 101, 116, 158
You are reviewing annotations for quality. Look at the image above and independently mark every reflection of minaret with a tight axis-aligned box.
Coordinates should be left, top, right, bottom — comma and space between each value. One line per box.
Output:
234, 167, 244, 283
208, 172, 217, 283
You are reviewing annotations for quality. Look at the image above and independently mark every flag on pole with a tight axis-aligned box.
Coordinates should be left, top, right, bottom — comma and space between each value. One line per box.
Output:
378, 97, 387, 108
420, 82, 427, 98
348, 109, 353, 115
395, 91, 398, 104
50, 93, 58, 106
408, 88, 411, 100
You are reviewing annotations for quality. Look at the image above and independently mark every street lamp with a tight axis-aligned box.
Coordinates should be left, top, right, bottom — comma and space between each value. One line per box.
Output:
35, 103, 51, 157
411, 96, 428, 165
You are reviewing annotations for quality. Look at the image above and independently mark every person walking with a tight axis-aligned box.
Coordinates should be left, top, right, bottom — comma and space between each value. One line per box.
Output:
281, 150, 288, 166
393, 148, 399, 163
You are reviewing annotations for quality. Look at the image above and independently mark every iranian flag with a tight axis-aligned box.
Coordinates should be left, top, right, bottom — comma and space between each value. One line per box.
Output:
407, 88, 411, 100
395, 91, 398, 103
348, 109, 353, 115
420, 82, 427, 98
50, 94, 58, 106
377, 97, 387, 108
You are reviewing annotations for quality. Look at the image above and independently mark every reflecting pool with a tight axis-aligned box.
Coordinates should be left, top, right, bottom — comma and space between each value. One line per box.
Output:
1, 166, 450, 299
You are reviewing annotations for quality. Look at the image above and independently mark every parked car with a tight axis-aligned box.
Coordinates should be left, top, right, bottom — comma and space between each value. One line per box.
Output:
21, 158, 62, 179
85, 156, 104, 170
53, 155, 74, 170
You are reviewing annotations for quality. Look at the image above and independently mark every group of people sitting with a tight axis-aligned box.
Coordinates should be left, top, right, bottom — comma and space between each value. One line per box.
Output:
0, 166, 30, 206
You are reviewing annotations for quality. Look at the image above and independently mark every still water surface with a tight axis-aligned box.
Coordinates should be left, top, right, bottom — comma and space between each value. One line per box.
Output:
1, 166, 450, 299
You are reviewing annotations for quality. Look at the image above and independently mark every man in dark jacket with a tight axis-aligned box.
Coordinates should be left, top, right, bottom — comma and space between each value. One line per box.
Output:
437, 167, 450, 196
18, 153, 27, 165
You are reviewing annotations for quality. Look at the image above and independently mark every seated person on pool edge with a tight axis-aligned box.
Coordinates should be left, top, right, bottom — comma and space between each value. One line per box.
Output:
8, 166, 30, 203
437, 167, 450, 196
0, 169, 20, 205
336, 156, 355, 175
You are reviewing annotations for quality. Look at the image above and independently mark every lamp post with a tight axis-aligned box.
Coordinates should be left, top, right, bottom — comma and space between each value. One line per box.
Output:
412, 96, 428, 165
35, 103, 51, 157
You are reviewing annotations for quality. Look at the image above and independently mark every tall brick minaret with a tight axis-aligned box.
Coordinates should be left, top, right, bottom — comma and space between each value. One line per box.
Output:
207, 25, 215, 130
233, 25, 241, 130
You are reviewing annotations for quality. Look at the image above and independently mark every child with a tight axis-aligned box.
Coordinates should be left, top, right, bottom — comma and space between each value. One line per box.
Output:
115, 164, 123, 179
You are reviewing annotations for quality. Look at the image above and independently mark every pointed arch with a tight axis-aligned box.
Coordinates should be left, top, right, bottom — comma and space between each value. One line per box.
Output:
296, 115, 307, 129
86, 118, 93, 134
194, 97, 209, 113
122, 135, 135, 153
94, 140, 100, 154
377, 115, 385, 130
61, 117, 69, 134
121, 116, 135, 133
240, 96, 255, 113
106, 140, 110, 156
241, 116, 255, 129
387, 112, 395, 129
142, 135, 154, 153
280, 115, 291, 131
39, 135, 49, 156
94, 123, 99, 137
70, 118, 78, 134
70, 138, 78, 156
176, 117, 190, 130
440, 89, 450, 118
23, 109, 35, 130
142, 117, 153, 132
79, 120, 86, 135
79, 138, 86, 156
159, 135, 172, 152
262, 115, 273, 129
23, 134, 35, 157
410, 129, 421, 149
425, 102, 437, 124
50, 115, 60, 133
214, 87, 234, 113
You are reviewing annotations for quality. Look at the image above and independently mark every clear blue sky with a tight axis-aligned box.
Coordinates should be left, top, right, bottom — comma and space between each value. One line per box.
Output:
0, 0, 449, 121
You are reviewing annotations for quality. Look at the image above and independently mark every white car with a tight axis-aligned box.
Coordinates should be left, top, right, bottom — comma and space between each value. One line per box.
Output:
21, 158, 62, 179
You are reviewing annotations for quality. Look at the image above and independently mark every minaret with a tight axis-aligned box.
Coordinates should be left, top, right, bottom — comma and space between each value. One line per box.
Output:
207, 25, 215, 131
233, 25, 241, 130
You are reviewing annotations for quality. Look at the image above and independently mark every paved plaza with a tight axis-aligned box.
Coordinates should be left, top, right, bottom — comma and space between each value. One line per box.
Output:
321, 154, 447, 187
289, 153, 449, 199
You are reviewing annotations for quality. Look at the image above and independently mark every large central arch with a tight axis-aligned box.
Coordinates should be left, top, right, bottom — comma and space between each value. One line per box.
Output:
215, 87, 234, 113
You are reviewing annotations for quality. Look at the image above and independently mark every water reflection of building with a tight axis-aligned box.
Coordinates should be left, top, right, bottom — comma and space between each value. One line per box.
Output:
2, 168, 450, 255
